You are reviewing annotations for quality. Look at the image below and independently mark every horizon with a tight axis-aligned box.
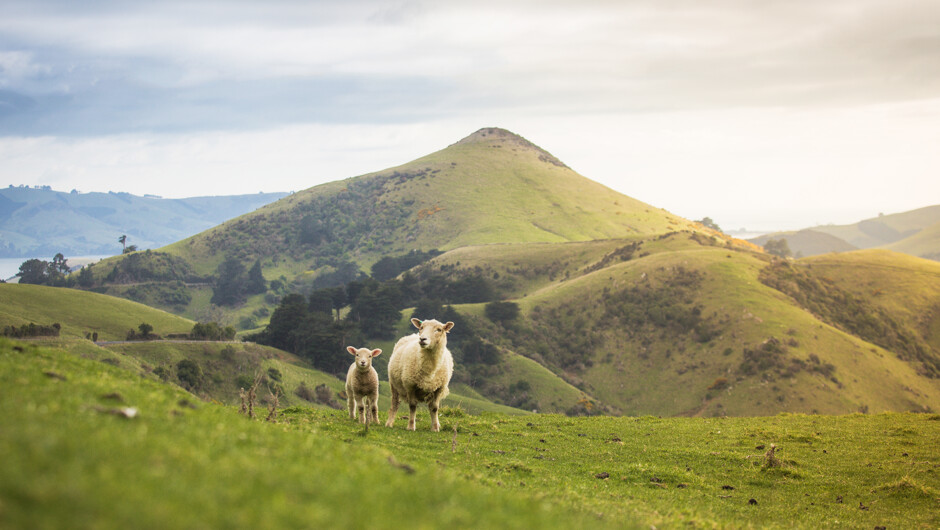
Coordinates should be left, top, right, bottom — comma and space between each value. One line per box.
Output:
2, 2, 939, 232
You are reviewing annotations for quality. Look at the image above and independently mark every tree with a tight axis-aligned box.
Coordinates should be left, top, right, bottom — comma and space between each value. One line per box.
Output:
485, 301, 520, 323
123, 245, 138, 254
696, 217, 723, 232
16, 259, 50, 285
118, 235, 127, 253
211, 256, 247, 306
257, 294, 308, 351
77, 266, 95, 288
51, 253, 69, 276
138, 322, 154, 338
348, 280, 402, 339
308, 289, 334, 316
246, 259, 266, 294
764, 238, 792, 258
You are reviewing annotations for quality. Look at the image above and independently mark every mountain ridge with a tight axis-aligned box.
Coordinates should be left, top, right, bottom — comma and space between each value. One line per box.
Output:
0, 187, 288, 258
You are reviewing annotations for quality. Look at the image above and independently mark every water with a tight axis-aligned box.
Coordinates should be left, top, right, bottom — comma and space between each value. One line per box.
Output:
0, 256, 111, 282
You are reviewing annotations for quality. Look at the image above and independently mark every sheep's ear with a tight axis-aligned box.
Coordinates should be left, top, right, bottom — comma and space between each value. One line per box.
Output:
371, 349, 382, 357
411, 318, 422, 329
347, 346, 357, 355
443, 321, 455, 333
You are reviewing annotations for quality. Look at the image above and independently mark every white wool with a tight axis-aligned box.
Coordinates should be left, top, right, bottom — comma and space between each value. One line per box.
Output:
385, 318, 455, 432
345, 346, 381, 425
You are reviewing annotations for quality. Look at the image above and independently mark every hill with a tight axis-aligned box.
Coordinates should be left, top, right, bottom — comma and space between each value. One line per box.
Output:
3, 338, 938, 529
76, 127, 701, 328
0, 186, 287, 258
884, 220, 940, 260
0, 283, 194, 340
749, 205, 940, 259
60, 128, 940, 417
0, 283, 521, 415
749, 229, 857, 257
416, 233, 940, 416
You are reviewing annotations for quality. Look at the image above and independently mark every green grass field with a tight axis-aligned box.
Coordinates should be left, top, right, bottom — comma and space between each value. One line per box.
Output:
2, 338, 937, 529
0, 284, 194, 340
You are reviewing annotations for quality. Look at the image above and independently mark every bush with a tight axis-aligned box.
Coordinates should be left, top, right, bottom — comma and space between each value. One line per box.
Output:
485, 301, 520, 323
176, 359, 204, 391
294, 382, 317, 402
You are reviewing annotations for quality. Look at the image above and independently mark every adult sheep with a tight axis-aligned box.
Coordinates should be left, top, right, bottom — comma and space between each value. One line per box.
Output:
385, 318, 454, 432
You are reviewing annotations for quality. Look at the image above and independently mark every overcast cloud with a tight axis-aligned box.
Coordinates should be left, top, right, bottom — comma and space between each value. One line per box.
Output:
2, 0, 938, 231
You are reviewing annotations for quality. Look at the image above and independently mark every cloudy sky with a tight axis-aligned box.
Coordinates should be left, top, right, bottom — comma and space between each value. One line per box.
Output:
2, 0, 939, 232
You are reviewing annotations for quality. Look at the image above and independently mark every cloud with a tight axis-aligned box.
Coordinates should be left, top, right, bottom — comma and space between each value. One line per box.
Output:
1, 0, 938, 231
2, 0, 939, 137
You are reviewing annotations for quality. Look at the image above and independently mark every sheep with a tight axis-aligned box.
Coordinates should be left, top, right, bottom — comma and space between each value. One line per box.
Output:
345, 346, 382, 425
385, 318, 454, 432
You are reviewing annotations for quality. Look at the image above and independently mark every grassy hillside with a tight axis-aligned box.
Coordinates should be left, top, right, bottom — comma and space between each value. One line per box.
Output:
753, 205, 940, 260
884, 220, 940, 261
3, 338, 938, 529
796, 250, 940, 356
0, 283, 194, 340
81, 128, 698, 326
410, 233, 940, 416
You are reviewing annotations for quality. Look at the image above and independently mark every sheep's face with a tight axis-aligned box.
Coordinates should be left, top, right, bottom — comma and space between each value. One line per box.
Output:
411, 318, 455, 350
347, 346, 381, 369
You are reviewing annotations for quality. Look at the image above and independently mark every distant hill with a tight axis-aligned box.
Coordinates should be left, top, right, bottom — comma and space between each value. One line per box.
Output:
0, 186, 288, 257
749, 229, 857, 257
749, 205, 940, 259
68, 127, 940, 416
884, 220, 940, 261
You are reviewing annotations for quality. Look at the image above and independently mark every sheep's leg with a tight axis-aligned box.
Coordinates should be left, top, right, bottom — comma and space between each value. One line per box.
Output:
385, 386, 400, 428
357, 398, 367, 425
429, 400, 441, 432
370, 394, 380, 424
347, 392, 355, 420
407, 402, 418, 431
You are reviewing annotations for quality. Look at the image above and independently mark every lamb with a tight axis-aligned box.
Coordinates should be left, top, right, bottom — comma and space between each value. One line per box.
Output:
345, 346, 382, 425
385, 318, 455, 432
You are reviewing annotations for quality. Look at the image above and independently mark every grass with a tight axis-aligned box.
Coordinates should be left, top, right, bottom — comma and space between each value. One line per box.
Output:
885, 220, 940, 260
0, 283, 194, 341
2, 337, 938, 529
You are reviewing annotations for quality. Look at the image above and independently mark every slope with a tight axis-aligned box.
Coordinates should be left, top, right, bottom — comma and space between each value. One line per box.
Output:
0, 284, 521, 415
0, 339, 578, 529
794, 250, 940, 358
79, 127, 698, 328
160, 127, 692, 276
884, 220, 940, 261
411, 233, 940, 416
0, 283, 194, 340
751, 204, 940, 259
3, 338, 938, 529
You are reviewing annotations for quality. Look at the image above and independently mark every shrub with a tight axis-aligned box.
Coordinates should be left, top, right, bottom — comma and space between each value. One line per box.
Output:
485, 301, 520, 323
294, 382, 317, 402
176, 359, 204, 391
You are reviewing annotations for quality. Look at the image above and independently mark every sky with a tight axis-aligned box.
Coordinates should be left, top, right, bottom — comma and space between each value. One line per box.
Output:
2, 1, 939, 232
